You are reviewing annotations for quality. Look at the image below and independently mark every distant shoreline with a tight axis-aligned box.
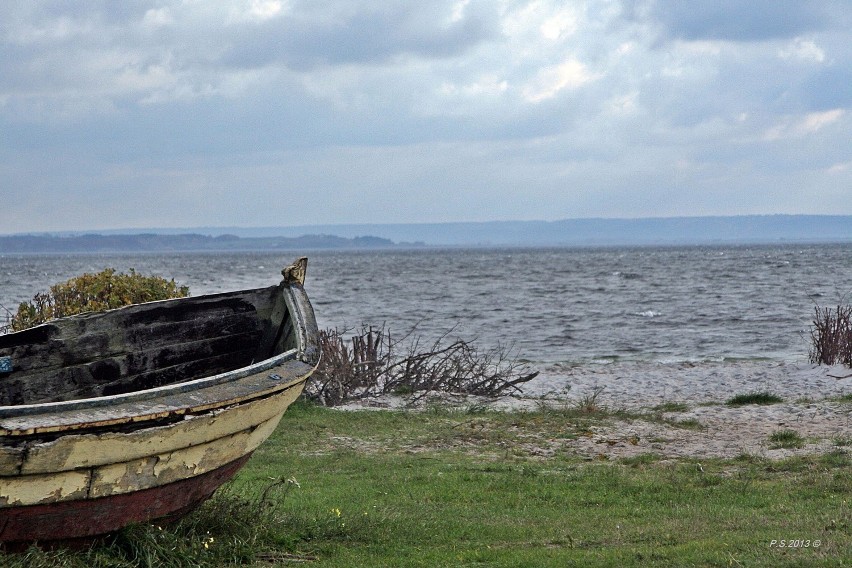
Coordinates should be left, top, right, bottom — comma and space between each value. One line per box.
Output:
4, 215, 852, 250
0, 215, 852, 253
0, 233, 419, 254
4, 236, 852, 255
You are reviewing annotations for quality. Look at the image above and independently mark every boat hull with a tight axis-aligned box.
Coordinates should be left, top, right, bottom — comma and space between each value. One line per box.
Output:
0, 379, 306, 546
0, 454, 251, 548
0, 260, 320, 546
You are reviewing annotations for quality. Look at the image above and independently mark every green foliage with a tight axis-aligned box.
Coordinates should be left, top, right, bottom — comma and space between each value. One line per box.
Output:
725, 391, 784, 407
652, 401, 690, 413
11, 268, 189, 331
831, 436, 852, 448
573, 386, 607, 415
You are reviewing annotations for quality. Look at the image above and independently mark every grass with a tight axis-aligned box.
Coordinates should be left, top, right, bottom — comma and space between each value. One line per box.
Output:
725, 391, 785, 407
573, 386, 607, 415
662, 417, 704, 430
652, 402, 689, 413
3, 402, 850, 567
768, 429, 806, 449
832, 436, 852, 447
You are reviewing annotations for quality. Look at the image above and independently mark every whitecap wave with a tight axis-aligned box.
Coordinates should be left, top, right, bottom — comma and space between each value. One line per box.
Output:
636, 310, 662, 318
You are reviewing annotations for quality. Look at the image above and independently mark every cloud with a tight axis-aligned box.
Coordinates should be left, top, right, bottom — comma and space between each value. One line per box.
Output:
778, 37, 826, 63
0, 2, 501, 115
142, 7, 174, 27
828, 161, 850, 174
763, 109, 845, 141
216, 1, 500, 70
522, 58, 597, 103
1, 0, 851, 234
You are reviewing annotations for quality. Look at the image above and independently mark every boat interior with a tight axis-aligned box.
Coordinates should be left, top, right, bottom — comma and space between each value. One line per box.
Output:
0, 285, 294, 407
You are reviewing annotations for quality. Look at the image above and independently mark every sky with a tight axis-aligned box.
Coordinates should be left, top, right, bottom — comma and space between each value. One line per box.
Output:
1, 0, 851, 234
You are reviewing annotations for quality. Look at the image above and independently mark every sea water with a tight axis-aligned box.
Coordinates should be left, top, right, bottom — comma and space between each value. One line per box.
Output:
2, 244, 852, 369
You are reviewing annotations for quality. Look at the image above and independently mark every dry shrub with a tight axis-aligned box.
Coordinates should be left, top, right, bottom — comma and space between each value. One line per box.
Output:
809, 305, 852, 366
304, 325, 539, 406
306, 326, 388, 406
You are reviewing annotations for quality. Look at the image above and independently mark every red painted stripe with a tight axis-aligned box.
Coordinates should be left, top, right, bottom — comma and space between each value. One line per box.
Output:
0, 453, 252, 548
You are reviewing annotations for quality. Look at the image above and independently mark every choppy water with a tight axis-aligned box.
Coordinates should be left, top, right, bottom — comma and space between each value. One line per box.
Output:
2, 244, 851, 366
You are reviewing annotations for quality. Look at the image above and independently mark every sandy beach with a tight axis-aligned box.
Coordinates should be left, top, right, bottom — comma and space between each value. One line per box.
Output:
342, 360, 852, 461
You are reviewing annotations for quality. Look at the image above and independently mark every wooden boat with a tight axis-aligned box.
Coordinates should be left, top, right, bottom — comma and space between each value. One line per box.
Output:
0, 258, 319, 547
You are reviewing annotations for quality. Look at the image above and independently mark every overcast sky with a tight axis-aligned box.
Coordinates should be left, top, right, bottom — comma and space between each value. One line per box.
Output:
1, 1, 850, 234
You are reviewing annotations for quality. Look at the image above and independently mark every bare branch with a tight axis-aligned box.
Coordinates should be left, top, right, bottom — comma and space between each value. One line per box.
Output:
808, 304, 852, 367
303, 324, 539, 406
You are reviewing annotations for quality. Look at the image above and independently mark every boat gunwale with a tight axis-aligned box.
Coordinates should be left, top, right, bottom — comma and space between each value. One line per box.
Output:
0, 348, 297, 418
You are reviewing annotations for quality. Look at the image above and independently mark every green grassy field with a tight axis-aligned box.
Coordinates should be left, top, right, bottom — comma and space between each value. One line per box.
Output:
5, 402, 851, 567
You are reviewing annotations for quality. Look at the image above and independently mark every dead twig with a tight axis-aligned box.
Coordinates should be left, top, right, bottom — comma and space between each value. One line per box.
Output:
809, 304, 852, 367
303, 324, 538, 406
255, 551, 319, 563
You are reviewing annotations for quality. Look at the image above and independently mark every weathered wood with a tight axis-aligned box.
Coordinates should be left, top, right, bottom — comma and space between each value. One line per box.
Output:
8, 310, 264, 374
0, 358, 311, 435
0, 259, 320, 545
0, 287, 285, 406
15, 383, 303, 476
0, 336, 263, 406
1, 409, 287, 506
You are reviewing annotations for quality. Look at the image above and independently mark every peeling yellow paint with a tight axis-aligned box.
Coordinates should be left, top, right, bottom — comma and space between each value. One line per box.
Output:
0, 388, 298, 507
12, 382, 303, 476
0, 447, 24, 474
0, 470, 90, 506
88, 413, 283, 498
